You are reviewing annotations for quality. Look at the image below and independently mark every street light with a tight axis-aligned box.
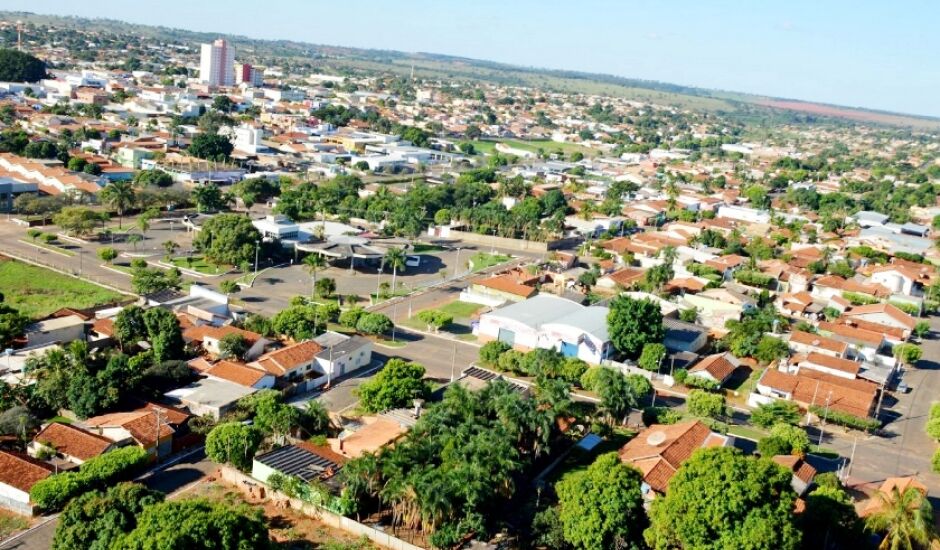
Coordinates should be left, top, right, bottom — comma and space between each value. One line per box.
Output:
254, 240, 260, 274
453, 247, 462, 278
818, 390, 833, 446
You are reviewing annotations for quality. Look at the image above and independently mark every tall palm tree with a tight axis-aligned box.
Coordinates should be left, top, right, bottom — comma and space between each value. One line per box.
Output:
865, 486, 935, 550
303, 253, 326, 297
384, 247, 406, 294
98, 180, 135, 229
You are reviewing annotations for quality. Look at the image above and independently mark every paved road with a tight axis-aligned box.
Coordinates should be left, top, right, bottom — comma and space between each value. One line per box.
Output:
0, 448, 215, 550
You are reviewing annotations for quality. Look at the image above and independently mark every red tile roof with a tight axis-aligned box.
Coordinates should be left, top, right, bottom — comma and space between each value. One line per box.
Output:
206, 360, 269, 387
252, 340, 323, 376
32, 422, 113, 461
689, 353, 738, 382
0, 450, 53, 493
619, 421, 727, 493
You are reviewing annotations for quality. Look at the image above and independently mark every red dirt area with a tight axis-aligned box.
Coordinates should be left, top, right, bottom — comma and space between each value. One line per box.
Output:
756, 99, 940, 128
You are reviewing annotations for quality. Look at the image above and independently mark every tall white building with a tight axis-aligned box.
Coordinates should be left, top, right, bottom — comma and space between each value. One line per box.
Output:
199, 39, 235, 87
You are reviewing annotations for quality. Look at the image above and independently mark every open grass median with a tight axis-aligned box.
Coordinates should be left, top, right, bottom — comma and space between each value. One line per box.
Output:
0, 258, 128, 318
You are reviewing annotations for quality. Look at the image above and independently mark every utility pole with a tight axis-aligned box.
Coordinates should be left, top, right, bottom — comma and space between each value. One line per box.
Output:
818, 390, 833, 446
327, 345, 333, 387
450, 339, 458, 382
254, 240, 260, 274
153, 407, 166, 462
845, 435, 858, 481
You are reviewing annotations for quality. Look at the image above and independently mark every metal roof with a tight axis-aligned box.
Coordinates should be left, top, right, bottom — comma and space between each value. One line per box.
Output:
486, 294, 583, 329
254, 444, 342, 482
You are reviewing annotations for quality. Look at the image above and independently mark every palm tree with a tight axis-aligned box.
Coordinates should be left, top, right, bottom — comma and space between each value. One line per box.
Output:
303, 253, 326, 297
865, 486, 935, 550
163, 240, 178, 260
126, 233, 143, 252
384, 247, 406, 294
98, 180, 135, 228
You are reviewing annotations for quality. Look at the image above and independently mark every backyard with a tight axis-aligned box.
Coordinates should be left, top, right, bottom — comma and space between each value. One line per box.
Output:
0, 258, 129, 318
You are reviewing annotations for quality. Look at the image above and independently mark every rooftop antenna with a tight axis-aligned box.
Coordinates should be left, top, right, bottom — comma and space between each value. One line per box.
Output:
16, 20, 23, 51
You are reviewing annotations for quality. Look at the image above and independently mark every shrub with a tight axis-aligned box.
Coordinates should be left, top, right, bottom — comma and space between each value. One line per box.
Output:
338, 307, 364, 328
757, 436, 792, 457
926, 416, 940, 440
684, 374, 720, 391
751, 400, 802, 428
673, 368, 689, 385
30, 446, 149, 512
642, 406, 683, 427
933, 449, 940, 474
356, 312, 393, 335
478, 340, 510, 367
638, 343, 667, 372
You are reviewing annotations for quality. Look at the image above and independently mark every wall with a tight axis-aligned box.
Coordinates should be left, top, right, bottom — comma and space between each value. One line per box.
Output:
444, 228, 581, 253
218, 466, 423, 550
0, 483, 34, 516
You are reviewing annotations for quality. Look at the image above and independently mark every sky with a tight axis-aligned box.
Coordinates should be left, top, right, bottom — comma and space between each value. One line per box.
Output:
5, 0, 940, 117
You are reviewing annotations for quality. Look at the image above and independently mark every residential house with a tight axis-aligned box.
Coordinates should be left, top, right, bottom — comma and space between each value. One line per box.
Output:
662, 318, 709, 354
688, 353, 739, 386
85, 410, 176, 458
0, 450, 54, 515
165, 377, 256, 419
597, 267, 646, 291
205, 360, 275, 389
817, 321, 887, 363
788, 330, 848, 358
754, 368, 877, 419
618, 421, 730, 497
463, 271, 538, 306
795, 352, 861, 381
771, 455, 818, 496
841, 303, 915, 338
249, 340, 326, 383
28, 422, 115, 465
251, 441, 347, 487
313, 331, 373, 380
24, 314, 86, 347
183, 325, 270, 360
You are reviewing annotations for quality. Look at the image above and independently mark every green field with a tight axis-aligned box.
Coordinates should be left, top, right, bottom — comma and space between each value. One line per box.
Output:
437, 300, 484, 319
169, 256, 229, 275
469, 252, 511, 271
0, 259, 127, 319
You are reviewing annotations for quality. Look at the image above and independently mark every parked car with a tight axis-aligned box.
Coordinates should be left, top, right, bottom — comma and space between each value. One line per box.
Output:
405, 255, 421, 267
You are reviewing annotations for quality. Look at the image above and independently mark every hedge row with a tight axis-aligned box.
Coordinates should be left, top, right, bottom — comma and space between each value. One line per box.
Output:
30, 446, 149, 512
809, 405, 880, 433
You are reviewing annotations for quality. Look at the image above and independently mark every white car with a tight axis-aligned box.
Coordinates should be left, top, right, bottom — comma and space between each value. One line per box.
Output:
405, 255, 421, 267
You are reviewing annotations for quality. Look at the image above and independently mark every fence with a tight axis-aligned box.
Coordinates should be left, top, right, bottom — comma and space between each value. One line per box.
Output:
218, 466, 423, 550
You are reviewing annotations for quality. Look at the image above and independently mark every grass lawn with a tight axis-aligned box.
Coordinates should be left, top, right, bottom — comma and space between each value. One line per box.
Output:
0, 259, 128, 319
726, 425, 768, 441
469, 140, 499, 155
437, 300, 484, 319
500, 138, 599, 158
0, 510, 29, 541
469, 252, 511, 271
169, 256, 229, 275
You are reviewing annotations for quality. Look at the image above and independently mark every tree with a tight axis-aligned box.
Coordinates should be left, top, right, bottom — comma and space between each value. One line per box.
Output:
53, 207, 107, 236
191, 184, 228, 213
769, 423, 811, 454
131, 266, 180, 295
212, 95, 234, 113
356, 358, 429, 413
755, 335, 789, 364
97, 246, 118, 264
913, 321, 930, 339
162, 240, 178, 260
302, 253, 326, 296
52, 482, 164, 550
118, 499, 271, 550
193, 213, 261, 266
114, 306, 148, 349
645, 447, 801, 550
608, 295, 664, 359
142, 307, 184, 362
0, 49, 48, 82
416, 310, 452, 332
356, 312, 392, 335
751, 400, 801, 428
581, 367, 637, 425
98, 180, 136, 228
338, 307, 365, 329
271, 304, 324, 341
0, 304, 29, 348
0, 405, 39, 438
864, 486, 935, 550
802, 475, 864, 550
315, 277, 336, 298
205, 422, 263, 471
556, 452, 647, 550
218, 333, 249, 360
687, 389, 725, 419
133, 169, 174, 188
384, 247, 406, 293
638, 343, 667, 372
893, 343, 923, 366
188, 133, 233, 161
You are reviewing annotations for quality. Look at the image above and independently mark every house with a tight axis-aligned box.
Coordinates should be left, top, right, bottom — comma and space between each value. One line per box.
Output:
597, 267, 646, 290
464, 272, 538, 305
249, 340, 325, 382
28, 422, 115, 465
817, 321, 885, 362
662, 318, 708, 354
869, 265, 925, 296
841, 303, 915, 337
251, 441, 347, 486
24, 314, 86, 347
796, 352, 861, 380
313, 331, 373, 380
205, 360, 275, 389
476, 295, 614, 363
165, 377, 256, 419
788, 330, 848, 358
183, 325, 269, 360
860, 477, 928, 517
852, 211, 890, 228
688, 353, 739, 386
771, 455, 818, 496
329, 415, 409, 459
754, 368, 877, 419
618, 421, 730, 496
0, 450, 54, 515
85, 410, 176, 458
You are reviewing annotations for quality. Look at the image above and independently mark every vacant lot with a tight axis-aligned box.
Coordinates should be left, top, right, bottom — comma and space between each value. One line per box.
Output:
0, 510, 29, 542
0, 258, 128, 318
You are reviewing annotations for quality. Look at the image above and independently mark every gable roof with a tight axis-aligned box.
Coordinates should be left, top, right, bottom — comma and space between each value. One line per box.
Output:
32, 422, 113, 461
689, 353, 738, 382
842, 303, 915, 331
252, 340, 323, 376
789, 330, 849, 355
471, 274, 538, 298
183, 324, 263, 345
206, 360, 269, 387
85, 410, 175, 447
0, 450, 54, 493
800, 352, 861, 377
619, 420, 728, 493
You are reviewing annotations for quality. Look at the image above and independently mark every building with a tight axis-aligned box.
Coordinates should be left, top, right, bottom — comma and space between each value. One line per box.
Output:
618, 421, 730, 497
28, 422, 116, 465
205, 360, 275, 389
663, 317, 709, 354
183, 325, 269, 360
476, 295, 614, 363
24, 314, 86, 347
252, 441, 346, 486
199, 39, 235, 87
165, 377, 256, 419
250, 340, 326, 384
688, 353, 739, 386
313, 331, 373, 380
0, 450, 54, 515
771, 455, 818, 496
85, 410, 176, 458
234, 63, 263, 86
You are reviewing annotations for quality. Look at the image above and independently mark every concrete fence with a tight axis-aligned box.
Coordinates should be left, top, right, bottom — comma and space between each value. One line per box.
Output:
218, 466, 423, 550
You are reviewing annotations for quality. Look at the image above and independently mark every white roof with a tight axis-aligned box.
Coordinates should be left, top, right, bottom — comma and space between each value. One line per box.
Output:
485, 295, 583, 329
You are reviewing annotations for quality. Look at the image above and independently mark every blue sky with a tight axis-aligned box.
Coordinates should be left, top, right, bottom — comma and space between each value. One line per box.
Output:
6, 0, 940, 117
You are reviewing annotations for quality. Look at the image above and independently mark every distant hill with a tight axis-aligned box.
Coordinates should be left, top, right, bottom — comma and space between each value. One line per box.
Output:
4, 10, 939, 130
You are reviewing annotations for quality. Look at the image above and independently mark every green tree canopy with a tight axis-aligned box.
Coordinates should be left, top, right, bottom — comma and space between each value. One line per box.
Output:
556, 452, 647, 550
53, 482, 164, 550
608, 295, 664, 359
193, 213, 261, 266
0, 49, 48, 82
118, 499, 272, 549
205, 422, 263, 471
356, 359, 429, 413
645, 447, 801, 550
188, 133, 234, 161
